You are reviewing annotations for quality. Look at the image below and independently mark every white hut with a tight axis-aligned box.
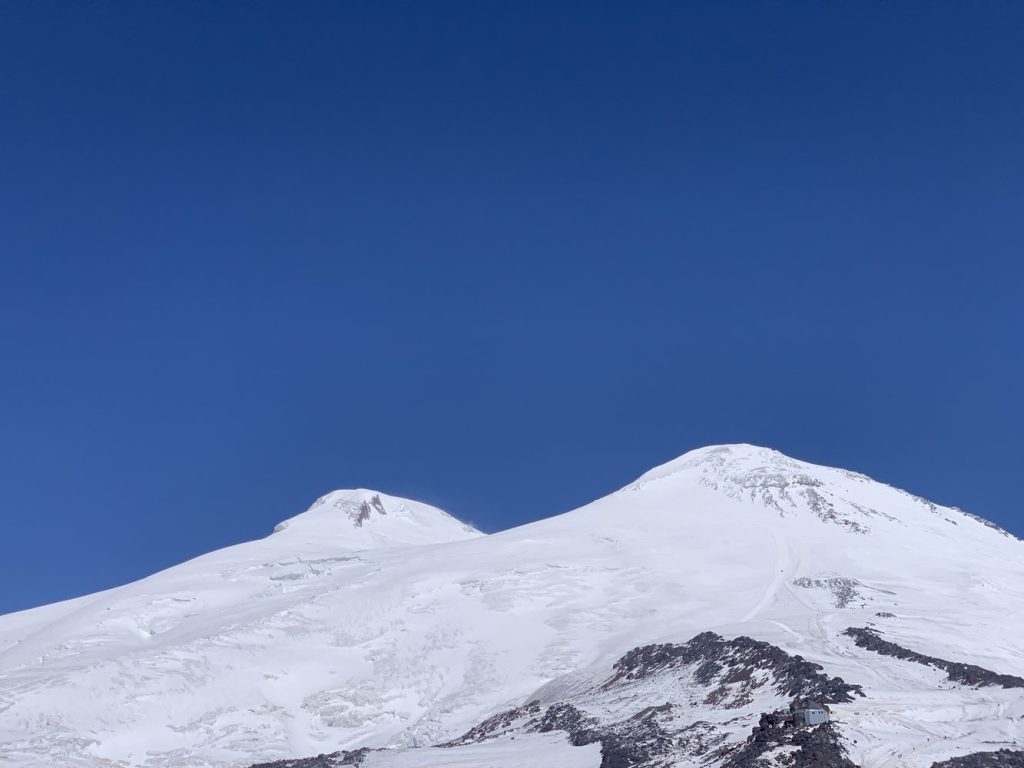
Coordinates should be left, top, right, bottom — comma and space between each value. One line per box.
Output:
792, 703, 830, 727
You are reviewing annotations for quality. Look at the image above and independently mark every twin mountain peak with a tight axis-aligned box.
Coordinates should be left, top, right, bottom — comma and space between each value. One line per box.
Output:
265, 443, 1011, 550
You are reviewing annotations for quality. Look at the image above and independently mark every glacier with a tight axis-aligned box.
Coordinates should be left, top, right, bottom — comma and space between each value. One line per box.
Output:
0, 444, 1021, 767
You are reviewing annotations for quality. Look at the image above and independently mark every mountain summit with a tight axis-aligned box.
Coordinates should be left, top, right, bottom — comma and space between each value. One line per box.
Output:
271, 489, 482, 548
0, 445, 1021, 768
622, 442, 985, 536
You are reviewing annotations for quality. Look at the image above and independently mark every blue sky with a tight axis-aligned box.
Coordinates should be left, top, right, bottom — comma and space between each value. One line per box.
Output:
1, 1, 1022, 614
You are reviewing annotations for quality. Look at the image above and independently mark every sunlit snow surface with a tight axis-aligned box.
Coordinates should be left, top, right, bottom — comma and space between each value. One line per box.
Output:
364, 734, 602, 768
0, 445, 1021, 767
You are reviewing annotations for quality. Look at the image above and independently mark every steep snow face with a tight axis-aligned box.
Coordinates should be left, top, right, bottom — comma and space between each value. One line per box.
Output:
271, 489, 482, 548
0, 445, 1021, 768
627, 443, 980, 535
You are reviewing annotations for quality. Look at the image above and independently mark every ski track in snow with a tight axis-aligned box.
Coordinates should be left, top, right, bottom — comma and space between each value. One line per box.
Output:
740, 527, 793, 624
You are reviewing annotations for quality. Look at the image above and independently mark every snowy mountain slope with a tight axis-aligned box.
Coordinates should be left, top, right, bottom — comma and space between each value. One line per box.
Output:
433, 630, 866, 765
0, 445, 1022, 767
270, 490, 481, 547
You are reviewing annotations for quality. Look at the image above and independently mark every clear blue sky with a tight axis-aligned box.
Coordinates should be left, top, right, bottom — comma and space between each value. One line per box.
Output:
1, 1, 1022, 615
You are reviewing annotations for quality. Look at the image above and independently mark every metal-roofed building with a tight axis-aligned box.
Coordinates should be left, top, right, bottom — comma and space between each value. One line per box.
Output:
792, 703, 830, 727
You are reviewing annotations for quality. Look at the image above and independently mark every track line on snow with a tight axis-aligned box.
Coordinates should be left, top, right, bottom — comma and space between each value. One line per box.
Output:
740, 529, 791, 623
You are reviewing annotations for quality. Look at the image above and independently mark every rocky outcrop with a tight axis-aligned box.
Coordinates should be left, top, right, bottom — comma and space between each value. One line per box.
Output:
719, 719, 858, 768
243, 623, 1024, 768
792, 577, 864, 609
844, 627, 1024, 689
441, 631, 863, 768
961, 512, 1021, 542
438, 701, 544, 746
570, 703, 682, 768
608, 631, 864, 705
250, 748, 370, 768
932, 750, 1024, 767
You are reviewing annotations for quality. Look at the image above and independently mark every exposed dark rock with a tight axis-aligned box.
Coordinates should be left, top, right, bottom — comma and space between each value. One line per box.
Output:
792, 577, 863, 608
673, 720, 726, 758
931, 750, 1024, 767
535, 702, 593, 734
447, 696, 683, 768
439, 701, 543, 746
352, 495, 387, 526
961, 512, 1021, 541
243, 625, 1021, 768
439, 632, 863, 768
698, 465, 871, 533
569, 702, 681, 768
608, 631, 864, 705
844, 627, 1024, 689
250, 748, 370, 768
719, 719, 857, 768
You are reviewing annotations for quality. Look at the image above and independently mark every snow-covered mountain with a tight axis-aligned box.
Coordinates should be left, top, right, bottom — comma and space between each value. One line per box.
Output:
1, 445, 1022, 768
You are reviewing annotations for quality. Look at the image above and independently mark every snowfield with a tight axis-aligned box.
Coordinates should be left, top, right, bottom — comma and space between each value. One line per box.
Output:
0, 445, 1021, 767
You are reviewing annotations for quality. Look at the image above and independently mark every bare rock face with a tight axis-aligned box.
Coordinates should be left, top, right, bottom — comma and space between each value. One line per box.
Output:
243, 623, 1024, 768
720, 720, 858, 768
843, 627, 1024, 689
351, 494, 387, 526
438, 632, 864, 768
250, 748, 370, 768
931, 750, 1024, 768
790, 576, 893, 609
437, 701, 546, 746
607, 632, 864, 705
